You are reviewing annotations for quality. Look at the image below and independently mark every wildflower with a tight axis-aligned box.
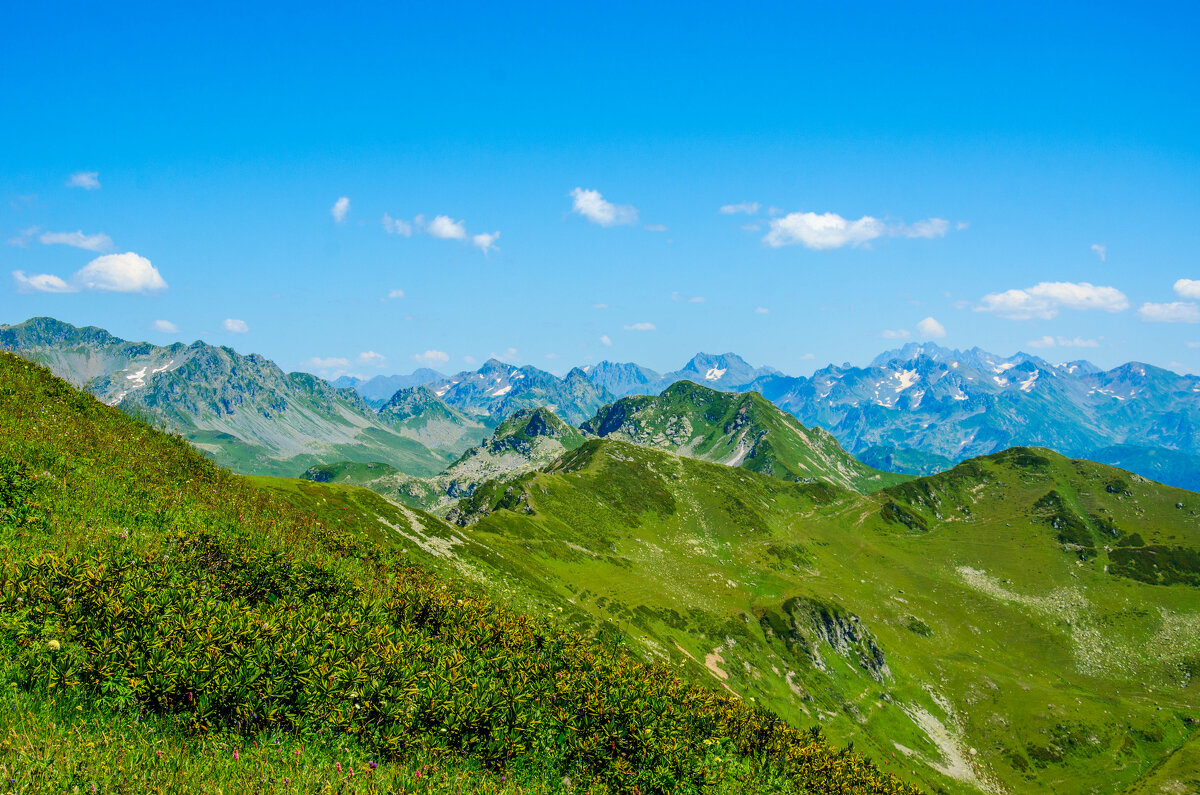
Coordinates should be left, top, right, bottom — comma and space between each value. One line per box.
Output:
336, 762, 342, 774
156, 750, 162, 759
233, 750, 239, 761
368, 761, 377, 770
284, 779, 289, 785
47, 640, 61, 652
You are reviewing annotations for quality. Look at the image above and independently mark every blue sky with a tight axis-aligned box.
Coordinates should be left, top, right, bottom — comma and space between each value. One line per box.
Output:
3, 1, 1199, 379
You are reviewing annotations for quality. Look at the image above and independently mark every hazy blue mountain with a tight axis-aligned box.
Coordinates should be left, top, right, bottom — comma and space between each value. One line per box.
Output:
583, 352, 778, 397
581, 361, 663, 397
333, 368, 445, 407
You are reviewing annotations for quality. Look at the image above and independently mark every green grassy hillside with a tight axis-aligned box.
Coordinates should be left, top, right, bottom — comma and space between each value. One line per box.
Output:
267, 436, 1200, 794
582, 381, 909, 493
0, 352, 915, 794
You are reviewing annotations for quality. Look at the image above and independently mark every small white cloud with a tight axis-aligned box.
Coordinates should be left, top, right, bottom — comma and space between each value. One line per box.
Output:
413, 349, 450, 364
799, 352, 815, 360
223, 318, 249, 333
13, 270, 74, 293
600, 334, 613, 346
426, 215, 466, 240
1174, 279, 1200, 299
152, 319, 179, 333
358, 351, 386, 367
1091, 243, 1107, 262
955, 221, 970, 231
740, 222, 762, 232
671, 291, 705, 303
592, 303, 609, 309
382, 213, 412, 236
977, 282, 1129, 320
881, 328, 911, 339
1028, 335, 1100, 348
306, 356, 350, 369
766, 212, 885, 249
916, 316, 947, 339
569, 188, 638, 227
719, 202, 760, 215
1139, 302, 1200, 324
1187, 341, 1200, 349
644, 224, 668, 232
6, 226, 40, 247
754, 306, 769, 314
623, 322, 656, 331
67, 171, 100, 190
385, 288, 405, 300
897, 218, 950, 239
39, 230, 113, 252
764, 211, 952, 249
76, 253, 167, 293
331, 196, 350, 223
463, 355, 477, 365
12, 252, 165, 294
472, 231, 500, 254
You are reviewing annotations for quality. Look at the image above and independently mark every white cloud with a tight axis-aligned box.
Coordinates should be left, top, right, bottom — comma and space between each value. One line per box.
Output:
671, 291, 705, 303
358, 351, 386, 367
600, 334, 613, 346
1187, 341, 1200, 349
382, 213, 412, 236
13, 271, 74, 293
67, 171, 100, 190
916, 316, 947, 339
644, 224, 668, 232
223, 318, 249, 334
76, 253, 167, 292
1174, 279, 1200, 299
472, 231, 500, 254
955, 221, 970, 231
331, 196, 350, 223
1139, 302, 1200, 324
384, 288, 405, 300
1027, 335, 1100, 348
413, 349, 450, 364
976, 282, 1129, 320
764, 211, 953, 249
881, 328, 911, 339
766, 212, 885, 249
6, 226, 39, 247
426, 215, 466, 240
719, 202, 760, 215
152, 319, 179, 333
623, 322, 656, 331
1091, 243, 1107, 262
592, 303, 609, 309
39, 230, 113, 252
306, 356, 350, 369
754, 306, 769, 314
488, 347, 519, 361
463, 355, 477, 365
12, 252, 166, 294
799, 352, 815, 360
897, 218, 950, 239
569, 188, 638, 227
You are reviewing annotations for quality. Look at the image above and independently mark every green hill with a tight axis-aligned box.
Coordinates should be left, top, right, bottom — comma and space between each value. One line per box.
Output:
0, 352, 917, 793
376, 384, 494, 456
284, 436, 1200, 794
582, 381, 909, 493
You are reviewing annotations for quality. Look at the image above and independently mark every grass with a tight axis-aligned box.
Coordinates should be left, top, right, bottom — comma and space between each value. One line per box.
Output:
0, 352, 915, 794
267, 434, 1200, 793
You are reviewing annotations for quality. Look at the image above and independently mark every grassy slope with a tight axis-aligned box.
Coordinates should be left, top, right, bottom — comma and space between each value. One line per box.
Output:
0, 352, 913, 794
581, 381, 910, 494
263, 439, 1200, 794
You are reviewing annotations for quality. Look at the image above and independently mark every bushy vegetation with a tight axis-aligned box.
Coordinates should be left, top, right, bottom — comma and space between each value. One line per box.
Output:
0, 353, 917, 793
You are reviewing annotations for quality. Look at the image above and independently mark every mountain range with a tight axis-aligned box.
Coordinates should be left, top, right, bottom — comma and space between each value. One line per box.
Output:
4, 317, 1199, 492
